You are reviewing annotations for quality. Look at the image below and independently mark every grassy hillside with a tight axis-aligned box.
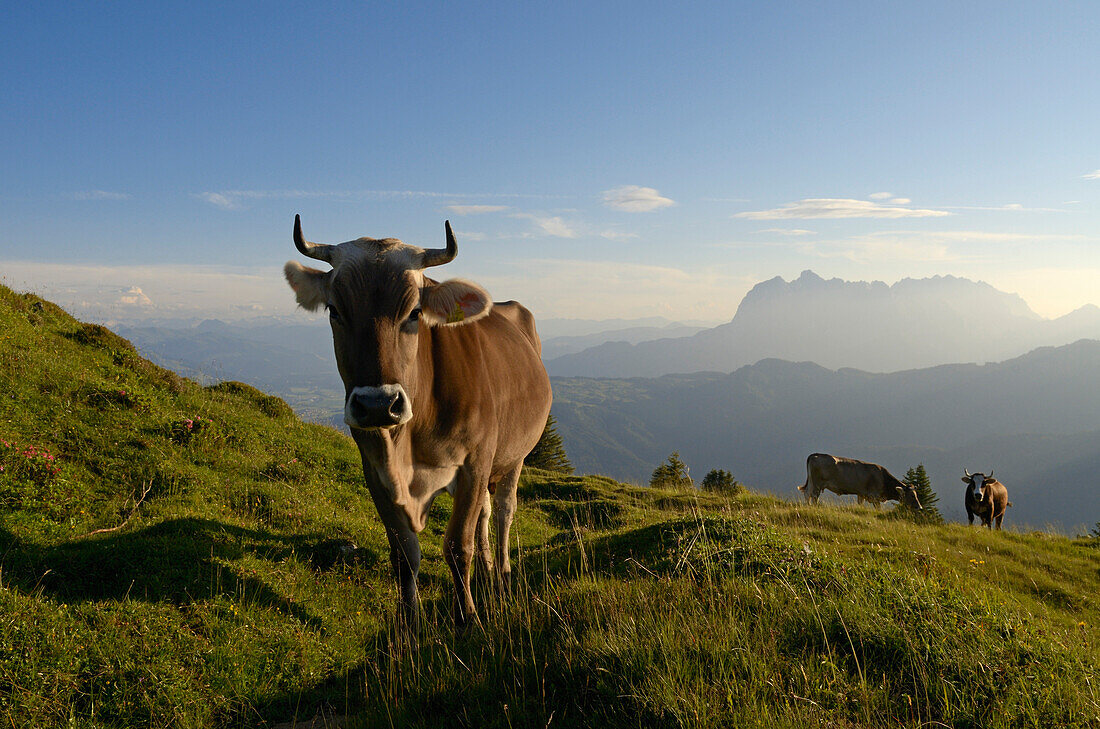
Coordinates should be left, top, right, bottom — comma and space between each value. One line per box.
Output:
1, 283, 1098, 728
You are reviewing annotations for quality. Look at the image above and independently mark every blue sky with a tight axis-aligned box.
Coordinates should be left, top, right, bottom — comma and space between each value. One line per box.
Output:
2, 2, 1098, 323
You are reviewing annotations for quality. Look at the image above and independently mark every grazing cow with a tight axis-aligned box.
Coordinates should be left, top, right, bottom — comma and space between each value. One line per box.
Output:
284, 216, 552, 627
799, 453, 923, 510
961, 470, 1012, 529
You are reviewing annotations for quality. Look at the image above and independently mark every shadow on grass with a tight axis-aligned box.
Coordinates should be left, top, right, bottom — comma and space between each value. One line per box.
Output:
0, 517, 335, 626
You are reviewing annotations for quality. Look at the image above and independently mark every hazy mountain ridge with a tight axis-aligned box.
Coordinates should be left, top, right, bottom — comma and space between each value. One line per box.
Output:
541, 322, 709, 359
546, 272, 1100, 377
551, 339, 1100, 531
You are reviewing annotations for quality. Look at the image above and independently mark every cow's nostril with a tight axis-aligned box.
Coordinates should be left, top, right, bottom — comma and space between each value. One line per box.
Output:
388, 391, 406, 419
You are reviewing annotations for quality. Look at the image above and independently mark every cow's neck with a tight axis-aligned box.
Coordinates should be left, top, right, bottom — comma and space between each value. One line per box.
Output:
352, 327, 445, 532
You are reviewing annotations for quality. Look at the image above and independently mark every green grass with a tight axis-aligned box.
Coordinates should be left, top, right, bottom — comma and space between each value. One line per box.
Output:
1, 282, 1098, 728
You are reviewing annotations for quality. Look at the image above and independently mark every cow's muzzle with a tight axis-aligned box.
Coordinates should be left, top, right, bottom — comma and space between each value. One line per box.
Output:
345, 384, 413, 429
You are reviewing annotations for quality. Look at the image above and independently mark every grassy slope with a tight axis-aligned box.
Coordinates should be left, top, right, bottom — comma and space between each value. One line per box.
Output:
1, 284, 1098, 728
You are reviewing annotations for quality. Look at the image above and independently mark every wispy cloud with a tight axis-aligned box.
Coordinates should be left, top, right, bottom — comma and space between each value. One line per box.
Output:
511, 213, 579, 238
599, 229, 640, 241
868, 191, 894, 200
941, 203, 1067, 212
754, 228, 816, 236
194, 188, 568, 210
1082, 170, 1100, 180
444, 205, 509, 215
735, 198, 950, 220
602, 185, 675, 213
66, 190, 131, 201
194, 192, 239, 210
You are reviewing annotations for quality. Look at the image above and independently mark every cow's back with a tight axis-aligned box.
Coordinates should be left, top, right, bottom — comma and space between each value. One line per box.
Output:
492, 300, 543, 356
983, 479, 1011, 516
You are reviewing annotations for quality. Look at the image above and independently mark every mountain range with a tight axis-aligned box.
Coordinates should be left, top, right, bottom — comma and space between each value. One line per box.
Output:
545, 271, 1100, 377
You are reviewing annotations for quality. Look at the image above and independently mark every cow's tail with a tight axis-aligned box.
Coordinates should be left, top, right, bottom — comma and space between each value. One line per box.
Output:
797, 480, 807, 492
1006, 501, 1013, 508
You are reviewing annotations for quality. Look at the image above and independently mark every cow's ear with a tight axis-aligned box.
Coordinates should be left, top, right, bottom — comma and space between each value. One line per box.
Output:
284, 261, 330, 312
420, 279, 492, 327
896, 486, 904, 496
960, 476, 971, 483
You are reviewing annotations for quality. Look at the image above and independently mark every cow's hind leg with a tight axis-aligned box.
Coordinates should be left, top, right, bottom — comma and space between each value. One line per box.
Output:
476, 494, 493, 576
472, 492, 495, 607
492, 463, 523, 594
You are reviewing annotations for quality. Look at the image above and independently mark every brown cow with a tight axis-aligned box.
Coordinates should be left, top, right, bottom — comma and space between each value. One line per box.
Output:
962, 470, 1012, 529
284, 216, 552, 627
799, 453, 923, 510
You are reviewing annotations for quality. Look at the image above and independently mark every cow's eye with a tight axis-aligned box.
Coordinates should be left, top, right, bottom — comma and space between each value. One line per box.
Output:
408, 308, 421, 323
326, 304, 341, 324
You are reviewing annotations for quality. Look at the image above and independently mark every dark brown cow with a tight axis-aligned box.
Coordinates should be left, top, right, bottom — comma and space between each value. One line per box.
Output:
799, 453, 923, 510
962, 470, 1012, 529
284, 216, 552, 627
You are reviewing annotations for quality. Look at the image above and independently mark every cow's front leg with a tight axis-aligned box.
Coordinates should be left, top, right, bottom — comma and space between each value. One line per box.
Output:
384, 522, 422, 630
444, 464, 490, 628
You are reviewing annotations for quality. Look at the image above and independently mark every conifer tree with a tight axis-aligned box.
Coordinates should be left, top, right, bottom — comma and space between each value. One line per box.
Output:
650, 451, 693, 489
701, 468, 742, 494
902, 463, 943, 524
524, 415, 573, 473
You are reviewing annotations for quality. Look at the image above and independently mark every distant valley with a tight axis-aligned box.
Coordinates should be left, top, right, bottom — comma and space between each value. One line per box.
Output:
551, 340, 1100, 532
113, 272, 1100, 532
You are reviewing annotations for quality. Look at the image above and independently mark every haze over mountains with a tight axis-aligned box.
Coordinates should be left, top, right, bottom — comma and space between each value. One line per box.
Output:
111, 271, 1100, 531
546, 271, 1100, 377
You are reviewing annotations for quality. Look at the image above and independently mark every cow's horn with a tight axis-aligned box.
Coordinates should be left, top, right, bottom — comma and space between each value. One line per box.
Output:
293, 215, 334, 263
987, 469, 993, 480
420, 220, 458, 269
964, 469, 971, 478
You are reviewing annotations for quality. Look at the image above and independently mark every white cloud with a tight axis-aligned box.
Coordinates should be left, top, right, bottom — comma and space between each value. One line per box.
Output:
890, 198, 911, 205
511, 213, 579, 238
869, 192, 894, 200
940, 203, 1066, 212
118, 286, 153, 307
195, 192, 239, 210
67, 190, 132, 201
754, 228, 816, 236
444, 205, 508, 215
735, 198, 950, 220
1082, 170, 1100, 180
599, 229, 640, 241
193, 188, 569, 210
602, 185, 676, 213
